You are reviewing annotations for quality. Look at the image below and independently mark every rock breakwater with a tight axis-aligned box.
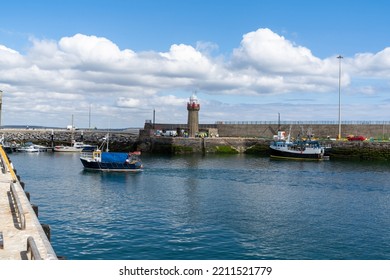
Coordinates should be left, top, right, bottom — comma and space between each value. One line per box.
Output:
1, 129, 139, 152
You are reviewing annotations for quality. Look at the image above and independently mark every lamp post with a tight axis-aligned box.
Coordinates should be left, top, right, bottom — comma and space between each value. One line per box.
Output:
337, 55, 343, 140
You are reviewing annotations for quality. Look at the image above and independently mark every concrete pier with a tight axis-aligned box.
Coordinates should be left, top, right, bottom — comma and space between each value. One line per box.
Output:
0, 145, 57, 260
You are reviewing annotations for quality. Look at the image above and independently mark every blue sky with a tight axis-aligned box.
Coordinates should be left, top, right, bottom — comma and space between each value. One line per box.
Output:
1, 0, 390, 130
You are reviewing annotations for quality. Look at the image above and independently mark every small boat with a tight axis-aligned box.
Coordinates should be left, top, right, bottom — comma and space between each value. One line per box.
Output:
54, 117, 93, 152
54, 141, 94, 152
17, 145, 40, 153
79, 134, 143, 172
269, 130, 326, 160
16, 142, 49, 153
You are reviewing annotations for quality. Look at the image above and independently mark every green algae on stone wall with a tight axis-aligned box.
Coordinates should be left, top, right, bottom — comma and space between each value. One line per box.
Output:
171, 145, 194, 154
214, 145, 239, 154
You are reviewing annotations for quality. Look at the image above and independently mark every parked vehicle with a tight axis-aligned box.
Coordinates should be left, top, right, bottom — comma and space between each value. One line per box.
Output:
161, 130, 178, 137
347, 135, 367, 141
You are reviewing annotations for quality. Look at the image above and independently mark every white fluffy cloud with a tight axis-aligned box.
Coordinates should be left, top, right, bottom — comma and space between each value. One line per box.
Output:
0, 28, 389, 128
0, 45, 26, 68
233, 28, 322, 72
350, 47, 390, 77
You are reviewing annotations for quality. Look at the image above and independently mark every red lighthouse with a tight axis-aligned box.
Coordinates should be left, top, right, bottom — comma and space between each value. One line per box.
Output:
187, 94, 200, 137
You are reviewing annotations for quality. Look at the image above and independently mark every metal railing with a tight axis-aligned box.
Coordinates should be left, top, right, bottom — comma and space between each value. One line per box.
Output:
0, 231, 3, 249
10, 182, 26, 230
216, 120, 390, 125
27, 236, 42, 260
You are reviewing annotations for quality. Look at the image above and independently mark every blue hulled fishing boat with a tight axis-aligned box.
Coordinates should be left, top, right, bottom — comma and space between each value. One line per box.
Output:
79, 134, 143, 172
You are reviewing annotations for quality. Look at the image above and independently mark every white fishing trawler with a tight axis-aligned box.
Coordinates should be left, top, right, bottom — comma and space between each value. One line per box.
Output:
269, 129, 327, 160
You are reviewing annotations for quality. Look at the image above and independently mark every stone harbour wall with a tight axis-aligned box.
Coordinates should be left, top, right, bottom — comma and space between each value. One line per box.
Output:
2, 128, 390, 160
216, 123, 390, 139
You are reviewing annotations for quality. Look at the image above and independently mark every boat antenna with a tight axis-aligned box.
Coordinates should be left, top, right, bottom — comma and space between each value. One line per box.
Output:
106, 119, 111, 152
106, 133, 109, 152
70, 114, 75, 144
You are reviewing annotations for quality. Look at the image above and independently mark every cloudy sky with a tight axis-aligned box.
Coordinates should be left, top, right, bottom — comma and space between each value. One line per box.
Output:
1, 0, 390, 129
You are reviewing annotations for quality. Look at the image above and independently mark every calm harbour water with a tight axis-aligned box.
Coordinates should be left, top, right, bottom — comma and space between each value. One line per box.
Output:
9, 152, 390, 260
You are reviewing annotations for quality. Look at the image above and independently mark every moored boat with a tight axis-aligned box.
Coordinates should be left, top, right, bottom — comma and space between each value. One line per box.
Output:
16, 142, 50, 153
54, 141, 94, 152
54, 120, 93, 152
269, 130, 326, 160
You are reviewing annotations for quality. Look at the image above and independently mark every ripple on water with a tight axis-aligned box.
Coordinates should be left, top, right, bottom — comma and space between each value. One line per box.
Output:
9, 153, 390, 260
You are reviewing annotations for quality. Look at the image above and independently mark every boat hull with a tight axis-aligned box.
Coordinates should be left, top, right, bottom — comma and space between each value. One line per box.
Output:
54, 147, 82, 152
54, 142, 94, 152
269, 147, 324, 160
80, 157, 143, 172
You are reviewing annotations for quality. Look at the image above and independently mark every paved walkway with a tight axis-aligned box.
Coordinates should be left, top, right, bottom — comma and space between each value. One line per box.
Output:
0, 146, 57, 260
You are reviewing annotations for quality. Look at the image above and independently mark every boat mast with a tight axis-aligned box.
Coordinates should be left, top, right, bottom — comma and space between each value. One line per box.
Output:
71, 114, 75, 144
287, 125, 292, 143
107, 133, 109, 152
106, 133, 109, 152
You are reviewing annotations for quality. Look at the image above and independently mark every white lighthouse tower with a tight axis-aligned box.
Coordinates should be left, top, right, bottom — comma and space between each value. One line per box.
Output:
187, 93, 200, 137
